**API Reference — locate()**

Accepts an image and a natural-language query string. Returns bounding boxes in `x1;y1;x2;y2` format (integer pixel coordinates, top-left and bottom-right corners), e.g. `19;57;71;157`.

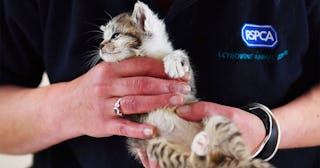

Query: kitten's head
99;1;168;62
99;12;144;62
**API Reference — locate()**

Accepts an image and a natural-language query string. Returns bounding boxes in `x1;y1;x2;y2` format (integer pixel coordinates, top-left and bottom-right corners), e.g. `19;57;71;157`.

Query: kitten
98;1;274;168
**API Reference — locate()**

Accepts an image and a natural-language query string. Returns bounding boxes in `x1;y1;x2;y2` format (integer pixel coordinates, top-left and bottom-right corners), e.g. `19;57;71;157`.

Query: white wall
0;155;32;168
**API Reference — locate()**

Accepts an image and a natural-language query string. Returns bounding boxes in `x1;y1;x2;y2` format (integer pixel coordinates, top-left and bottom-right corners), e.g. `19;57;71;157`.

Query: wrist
241;103;281;161
41;82;82;142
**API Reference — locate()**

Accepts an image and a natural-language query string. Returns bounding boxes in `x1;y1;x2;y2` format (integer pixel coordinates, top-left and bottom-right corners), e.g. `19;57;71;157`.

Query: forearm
273;84;320;149
0;59;182;154
0;83;79;154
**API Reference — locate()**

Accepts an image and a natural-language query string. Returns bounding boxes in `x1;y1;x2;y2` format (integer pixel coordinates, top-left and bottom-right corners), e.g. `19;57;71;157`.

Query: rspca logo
241;23;278;48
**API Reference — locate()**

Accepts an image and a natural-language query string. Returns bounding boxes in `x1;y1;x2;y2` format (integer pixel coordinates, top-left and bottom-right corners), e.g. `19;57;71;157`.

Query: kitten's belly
145;108;202;150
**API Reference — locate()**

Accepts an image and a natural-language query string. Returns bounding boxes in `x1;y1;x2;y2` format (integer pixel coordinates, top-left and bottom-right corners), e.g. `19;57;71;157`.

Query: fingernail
172;83;191;94
176;105;190;114
170;95;183;105
143;128;154;137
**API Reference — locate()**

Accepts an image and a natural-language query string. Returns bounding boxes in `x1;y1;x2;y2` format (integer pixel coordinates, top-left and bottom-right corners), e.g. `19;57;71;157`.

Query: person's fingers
107;118;156;139
136;147;150;168
136;147;160;168
175;102;210;121
109;77;191;96
149;160;160;168
120;94;185;115
147;153;160;168
106;94;185;116
108;57;169;78
176;101;233;121
176;101;267;152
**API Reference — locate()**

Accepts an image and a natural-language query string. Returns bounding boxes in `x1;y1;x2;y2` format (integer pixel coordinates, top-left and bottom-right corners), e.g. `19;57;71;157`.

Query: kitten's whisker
81;50;101;68
104;10;113;20
85;34;103;43
84;30;104;34
94;18;112;23
83;21;102;30
89;45;100;50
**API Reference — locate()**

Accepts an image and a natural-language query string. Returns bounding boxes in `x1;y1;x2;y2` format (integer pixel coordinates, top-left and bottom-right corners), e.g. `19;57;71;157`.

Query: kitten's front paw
163;50;190;78
191;131;210;156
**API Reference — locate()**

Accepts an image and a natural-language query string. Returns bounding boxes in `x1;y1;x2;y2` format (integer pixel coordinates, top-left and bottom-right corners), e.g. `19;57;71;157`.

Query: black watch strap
241;103;281;161
241;104;272;134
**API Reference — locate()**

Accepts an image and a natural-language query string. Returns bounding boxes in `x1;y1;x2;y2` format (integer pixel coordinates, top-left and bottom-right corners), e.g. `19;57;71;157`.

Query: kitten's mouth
99;49;129;62
99;50;121;56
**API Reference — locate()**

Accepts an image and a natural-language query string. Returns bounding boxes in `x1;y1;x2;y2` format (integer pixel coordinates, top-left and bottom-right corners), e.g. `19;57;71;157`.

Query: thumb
176;103;207;121
176;101;227;121
108;118;156;139
136;147;150;168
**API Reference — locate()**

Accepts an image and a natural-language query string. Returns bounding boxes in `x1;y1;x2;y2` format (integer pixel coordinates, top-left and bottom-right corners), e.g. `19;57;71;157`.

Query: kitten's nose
100;40;107;49
100;43;107;54
100;44;104;50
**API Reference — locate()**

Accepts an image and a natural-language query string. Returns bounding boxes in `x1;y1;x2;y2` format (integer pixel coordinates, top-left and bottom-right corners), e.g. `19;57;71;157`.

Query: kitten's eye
111;33;120;40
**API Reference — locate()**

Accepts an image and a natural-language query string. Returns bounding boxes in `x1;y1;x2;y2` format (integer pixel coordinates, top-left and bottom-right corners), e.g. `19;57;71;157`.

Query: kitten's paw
191;131;210;156
163;50;190;78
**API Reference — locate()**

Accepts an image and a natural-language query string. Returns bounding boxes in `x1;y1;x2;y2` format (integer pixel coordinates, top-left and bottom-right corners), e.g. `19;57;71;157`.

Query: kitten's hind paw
163;50;190;79
191;131;210;156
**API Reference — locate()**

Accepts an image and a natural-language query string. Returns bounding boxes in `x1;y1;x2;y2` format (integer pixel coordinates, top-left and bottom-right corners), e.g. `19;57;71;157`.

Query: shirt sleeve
0;0;44;87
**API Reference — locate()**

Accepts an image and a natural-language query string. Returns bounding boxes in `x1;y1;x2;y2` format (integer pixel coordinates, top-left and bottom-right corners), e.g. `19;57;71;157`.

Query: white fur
163;50;190;78
145;108;202;151
133;1;190;78
99;21;137;62
132;1;173;58
99;1;190;79
191;131;210;156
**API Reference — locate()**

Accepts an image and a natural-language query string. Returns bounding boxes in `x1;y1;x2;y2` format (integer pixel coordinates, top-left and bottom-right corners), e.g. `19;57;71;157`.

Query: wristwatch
241;103;281;161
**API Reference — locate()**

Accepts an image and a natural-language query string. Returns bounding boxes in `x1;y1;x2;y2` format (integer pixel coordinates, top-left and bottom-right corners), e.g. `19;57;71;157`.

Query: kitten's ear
100;25;106;31
132;1;156;32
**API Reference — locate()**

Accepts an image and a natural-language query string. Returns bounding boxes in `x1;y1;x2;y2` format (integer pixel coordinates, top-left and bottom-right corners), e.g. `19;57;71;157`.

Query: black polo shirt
1;0;319;167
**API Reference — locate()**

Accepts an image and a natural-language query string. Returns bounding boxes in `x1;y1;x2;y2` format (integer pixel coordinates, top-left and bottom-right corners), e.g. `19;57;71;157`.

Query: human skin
0;57;190;154
176;85;320;150
1;57;319;168
138;79;320;168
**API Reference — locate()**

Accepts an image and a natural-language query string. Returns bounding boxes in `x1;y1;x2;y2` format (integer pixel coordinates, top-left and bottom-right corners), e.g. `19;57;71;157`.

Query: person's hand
136;147;160;168
134;101;265;167
176;101;266;153
65;57;191;139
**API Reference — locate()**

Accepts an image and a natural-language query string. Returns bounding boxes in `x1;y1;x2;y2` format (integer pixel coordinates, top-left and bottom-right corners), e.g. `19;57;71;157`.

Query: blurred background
0;73;50;168
0;155;32;168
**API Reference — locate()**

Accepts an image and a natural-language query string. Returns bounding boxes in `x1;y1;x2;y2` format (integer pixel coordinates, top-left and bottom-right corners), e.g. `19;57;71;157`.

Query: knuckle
116;124;128;136
193;102;213;118
91;62;115;80
131;78;151;93
196;102;208;114
122;96;139;112
89;74;113;97
92;84;107;98
225;107;238;121
94;62;112;74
